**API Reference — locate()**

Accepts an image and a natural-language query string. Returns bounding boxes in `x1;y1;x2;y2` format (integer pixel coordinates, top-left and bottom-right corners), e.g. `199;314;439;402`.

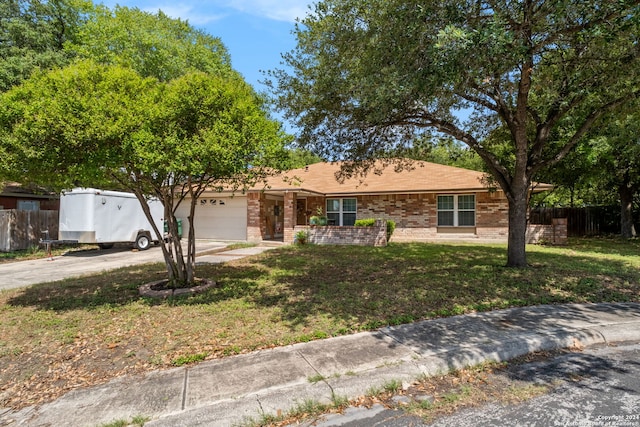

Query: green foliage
0;60;155;188
284;147;324;169
309;216;327;226
270;0;640;266
383;379;403;393
294;230;309;245
535;98;640;237
354;219;376;227
0;0;94;93
403;136;484;172
386;220;396;241
307;373;326;383
0;1;293;282
354;218;396;241
98;415;149;427
69;5;232;81
171;352;207;366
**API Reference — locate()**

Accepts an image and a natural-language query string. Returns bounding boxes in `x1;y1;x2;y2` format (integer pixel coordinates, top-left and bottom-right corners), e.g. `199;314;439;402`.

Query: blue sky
98;1;314;130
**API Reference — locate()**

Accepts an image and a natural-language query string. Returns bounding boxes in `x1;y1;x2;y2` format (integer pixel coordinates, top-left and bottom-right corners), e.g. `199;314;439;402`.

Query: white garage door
176;196;247;240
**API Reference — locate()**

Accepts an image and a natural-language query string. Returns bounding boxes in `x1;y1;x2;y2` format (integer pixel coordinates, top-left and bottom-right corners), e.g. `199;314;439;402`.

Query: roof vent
305;165;309;172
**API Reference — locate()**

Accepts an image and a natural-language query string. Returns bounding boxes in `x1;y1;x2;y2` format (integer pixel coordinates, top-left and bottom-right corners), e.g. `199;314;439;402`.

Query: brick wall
293;220;387;246
249;191;566;245
476;227;509;240
283;192;296;244
246;192;263;242
526;218;568;245
476;191;509;227
389;227;438;242
358;192;513;242
358;193;435;228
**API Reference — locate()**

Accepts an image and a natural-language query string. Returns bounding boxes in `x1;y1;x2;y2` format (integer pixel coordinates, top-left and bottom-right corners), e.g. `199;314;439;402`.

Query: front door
296;199;307;225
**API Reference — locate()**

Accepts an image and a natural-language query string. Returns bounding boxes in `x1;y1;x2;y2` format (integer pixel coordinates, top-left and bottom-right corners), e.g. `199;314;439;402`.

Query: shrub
386;220;396;241
354;218;396;242
294;230;309;244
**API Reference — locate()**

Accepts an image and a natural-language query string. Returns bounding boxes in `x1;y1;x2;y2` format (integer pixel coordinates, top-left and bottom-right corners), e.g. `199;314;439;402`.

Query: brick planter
294;219;387;247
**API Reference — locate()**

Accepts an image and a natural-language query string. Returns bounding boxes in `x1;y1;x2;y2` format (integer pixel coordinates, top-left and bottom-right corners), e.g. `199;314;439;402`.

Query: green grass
239;393;349;427
308;373;327;383
1;237;639;410
171;352;208;366
0;244;97;262
98;415;149;427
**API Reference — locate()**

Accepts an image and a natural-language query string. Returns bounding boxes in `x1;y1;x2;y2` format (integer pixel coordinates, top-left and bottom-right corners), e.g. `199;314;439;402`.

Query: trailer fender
134;231;152;251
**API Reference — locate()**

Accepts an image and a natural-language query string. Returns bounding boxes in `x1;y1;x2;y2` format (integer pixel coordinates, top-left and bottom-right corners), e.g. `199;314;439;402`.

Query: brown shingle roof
1;182;57;197
259;159;512;195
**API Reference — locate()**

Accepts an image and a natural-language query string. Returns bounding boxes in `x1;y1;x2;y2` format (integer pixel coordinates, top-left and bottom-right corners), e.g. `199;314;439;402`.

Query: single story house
0;182;59;211
175;159;555;244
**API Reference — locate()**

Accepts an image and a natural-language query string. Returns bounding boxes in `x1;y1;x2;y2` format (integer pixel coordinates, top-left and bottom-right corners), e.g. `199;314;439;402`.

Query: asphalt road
303;341;640;427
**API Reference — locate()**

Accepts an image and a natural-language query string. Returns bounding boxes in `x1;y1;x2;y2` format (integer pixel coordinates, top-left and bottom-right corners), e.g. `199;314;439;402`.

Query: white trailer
58;188;164;250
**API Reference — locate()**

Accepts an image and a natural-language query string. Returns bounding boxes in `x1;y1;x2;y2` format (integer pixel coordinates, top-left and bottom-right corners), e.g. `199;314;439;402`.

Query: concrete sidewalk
4;302;640;427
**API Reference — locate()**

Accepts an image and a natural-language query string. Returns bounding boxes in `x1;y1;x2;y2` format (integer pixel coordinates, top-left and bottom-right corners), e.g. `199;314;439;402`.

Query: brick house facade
243;160;554;245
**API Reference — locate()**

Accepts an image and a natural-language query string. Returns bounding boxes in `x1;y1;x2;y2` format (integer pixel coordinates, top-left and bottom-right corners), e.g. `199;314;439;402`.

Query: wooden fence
0;210;58;252
529;206;624;237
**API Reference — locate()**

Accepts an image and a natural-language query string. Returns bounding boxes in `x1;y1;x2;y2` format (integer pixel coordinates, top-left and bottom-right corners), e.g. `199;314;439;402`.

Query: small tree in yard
269;0;640;267
0;5;289;287
0;61;288;287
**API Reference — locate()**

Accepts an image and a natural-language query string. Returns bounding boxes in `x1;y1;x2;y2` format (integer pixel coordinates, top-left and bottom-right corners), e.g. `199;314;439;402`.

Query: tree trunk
506;185;530;268
619;184;637;238
186;196;197;284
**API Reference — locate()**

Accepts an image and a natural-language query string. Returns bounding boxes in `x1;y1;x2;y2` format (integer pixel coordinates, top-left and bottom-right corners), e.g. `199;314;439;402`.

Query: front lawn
1;238;638;409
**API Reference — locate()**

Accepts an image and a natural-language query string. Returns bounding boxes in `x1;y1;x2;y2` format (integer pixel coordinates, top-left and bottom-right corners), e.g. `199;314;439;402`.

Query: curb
7;303;640;427
147;319;640;427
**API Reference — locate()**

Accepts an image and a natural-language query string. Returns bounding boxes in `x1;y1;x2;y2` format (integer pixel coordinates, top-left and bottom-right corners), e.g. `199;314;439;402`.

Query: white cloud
224;0;312;22
141;3;226;25
99;0;312;24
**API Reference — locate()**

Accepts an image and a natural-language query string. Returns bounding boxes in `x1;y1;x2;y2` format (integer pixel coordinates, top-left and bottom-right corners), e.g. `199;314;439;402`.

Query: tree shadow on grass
6;262;267;311
234;243;640;333
6;242;639;334
563;236;640;257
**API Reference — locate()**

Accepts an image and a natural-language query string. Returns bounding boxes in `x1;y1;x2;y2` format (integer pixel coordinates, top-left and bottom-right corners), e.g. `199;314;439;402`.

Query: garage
176;196;247;240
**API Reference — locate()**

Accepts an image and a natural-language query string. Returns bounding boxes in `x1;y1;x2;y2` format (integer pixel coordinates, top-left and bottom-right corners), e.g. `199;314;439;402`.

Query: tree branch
455;89;498;113
388;111;514;192
531;91;640;176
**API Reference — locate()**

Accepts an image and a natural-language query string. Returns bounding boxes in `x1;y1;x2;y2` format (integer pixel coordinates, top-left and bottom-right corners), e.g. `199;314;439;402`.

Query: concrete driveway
0;240;229;291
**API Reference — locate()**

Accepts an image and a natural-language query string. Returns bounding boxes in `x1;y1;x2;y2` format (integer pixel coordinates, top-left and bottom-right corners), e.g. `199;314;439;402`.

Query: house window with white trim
437;195;475;227
326;198;357;226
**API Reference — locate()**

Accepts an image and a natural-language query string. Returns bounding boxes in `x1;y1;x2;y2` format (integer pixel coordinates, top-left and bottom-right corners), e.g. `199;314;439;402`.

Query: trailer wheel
135;233;151;250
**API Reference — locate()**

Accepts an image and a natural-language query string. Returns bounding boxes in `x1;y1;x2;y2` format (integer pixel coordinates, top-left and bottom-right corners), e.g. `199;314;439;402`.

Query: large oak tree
270;0;640;267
